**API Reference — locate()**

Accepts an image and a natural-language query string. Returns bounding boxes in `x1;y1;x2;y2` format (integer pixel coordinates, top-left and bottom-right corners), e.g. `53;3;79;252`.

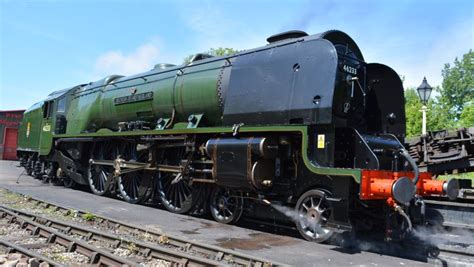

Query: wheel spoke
173;183;179;208
316;196;323;209
177;183;184;207
225;208;233;217
129;176;135;198
302;203;310;211
170;183;176;205
296;190;334;243
210;188;242;224
157;149;193;214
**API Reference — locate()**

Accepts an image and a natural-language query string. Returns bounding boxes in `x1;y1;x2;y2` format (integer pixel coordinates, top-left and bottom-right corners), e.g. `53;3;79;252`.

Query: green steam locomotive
17;30;459;242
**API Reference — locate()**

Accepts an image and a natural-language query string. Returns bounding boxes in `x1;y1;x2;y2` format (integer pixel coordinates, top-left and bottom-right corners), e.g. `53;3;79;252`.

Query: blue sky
0;0;472;110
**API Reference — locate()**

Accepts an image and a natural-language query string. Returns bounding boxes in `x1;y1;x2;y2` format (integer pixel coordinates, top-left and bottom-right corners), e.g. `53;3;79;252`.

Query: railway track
0;207;139;266
417;198;474;265
0;190;277;266
424;199;474;230
437;244;474;266
0;239;62;266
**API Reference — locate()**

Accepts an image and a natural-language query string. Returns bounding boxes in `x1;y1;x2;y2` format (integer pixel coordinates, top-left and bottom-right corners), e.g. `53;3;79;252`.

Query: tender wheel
26;157;34;176
158;172;193;214
295;189;334;242
41;162;52;184
210;187;243;224
117;143;152;204
88;142;117;196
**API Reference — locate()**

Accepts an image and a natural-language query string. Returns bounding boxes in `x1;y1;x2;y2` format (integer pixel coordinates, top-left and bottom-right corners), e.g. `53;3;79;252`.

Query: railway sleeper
3;206;236;266
1;189;282;266
0;207;138;266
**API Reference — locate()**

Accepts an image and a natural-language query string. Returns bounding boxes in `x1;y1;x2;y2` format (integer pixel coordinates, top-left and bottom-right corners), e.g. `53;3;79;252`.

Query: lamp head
417;77;433;105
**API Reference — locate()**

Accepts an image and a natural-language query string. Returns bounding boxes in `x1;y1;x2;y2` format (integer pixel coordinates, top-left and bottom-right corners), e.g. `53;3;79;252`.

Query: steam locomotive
17;30;459;242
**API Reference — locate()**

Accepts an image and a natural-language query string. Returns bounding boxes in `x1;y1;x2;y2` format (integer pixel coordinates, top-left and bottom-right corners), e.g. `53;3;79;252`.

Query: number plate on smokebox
342;64;357;75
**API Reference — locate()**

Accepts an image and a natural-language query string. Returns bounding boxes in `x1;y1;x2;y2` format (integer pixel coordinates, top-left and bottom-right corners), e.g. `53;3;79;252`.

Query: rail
1;190;278;266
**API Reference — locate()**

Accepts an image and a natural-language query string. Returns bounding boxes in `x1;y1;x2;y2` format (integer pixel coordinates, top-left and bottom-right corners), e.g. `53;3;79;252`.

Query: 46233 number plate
342;64;357;75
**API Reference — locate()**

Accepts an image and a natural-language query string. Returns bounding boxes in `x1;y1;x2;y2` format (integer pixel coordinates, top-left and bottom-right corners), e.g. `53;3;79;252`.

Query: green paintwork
18;87;75;156
173;61;224;125
66;81;104;134
67;60;227;134
53;125;362;183
17;102;43;153
18;53;362;183
39;118;53;155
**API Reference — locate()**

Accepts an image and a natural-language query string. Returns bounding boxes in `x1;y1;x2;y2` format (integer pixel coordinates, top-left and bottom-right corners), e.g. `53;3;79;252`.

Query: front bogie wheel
210;187;243;224
62;176;77;189
295;189;334;242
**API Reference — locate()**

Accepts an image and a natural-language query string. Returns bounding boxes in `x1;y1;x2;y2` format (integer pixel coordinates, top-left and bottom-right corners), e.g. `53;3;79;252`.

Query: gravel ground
141;258;172;267
0;189;178;266
0;188;212;263
0;216;91;266
36;244;89;265
0;253;28;267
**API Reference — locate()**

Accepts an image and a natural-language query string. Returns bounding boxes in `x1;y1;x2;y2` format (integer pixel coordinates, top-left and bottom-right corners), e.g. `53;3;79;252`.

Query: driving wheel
295;189;334;242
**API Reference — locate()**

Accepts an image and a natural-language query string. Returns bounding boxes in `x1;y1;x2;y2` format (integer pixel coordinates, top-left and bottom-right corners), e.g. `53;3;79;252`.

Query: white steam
271;204;322;233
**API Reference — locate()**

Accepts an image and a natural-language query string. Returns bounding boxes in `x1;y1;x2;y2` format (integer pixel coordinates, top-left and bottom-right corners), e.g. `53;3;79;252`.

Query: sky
0;0;472;110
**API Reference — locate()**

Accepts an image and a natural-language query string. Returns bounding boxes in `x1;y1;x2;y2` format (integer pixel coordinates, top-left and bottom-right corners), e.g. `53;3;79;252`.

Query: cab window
43;101;53;119
57;97;66;113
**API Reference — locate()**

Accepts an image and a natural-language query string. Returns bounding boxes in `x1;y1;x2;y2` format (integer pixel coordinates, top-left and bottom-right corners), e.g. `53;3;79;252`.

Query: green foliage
183;47;240;64
404;87;452;137
405;50;473;136
404;88;422;137
459;101;474;127
439;171;474;182
440;50;474;121
208;47;240;56
81;212;97;221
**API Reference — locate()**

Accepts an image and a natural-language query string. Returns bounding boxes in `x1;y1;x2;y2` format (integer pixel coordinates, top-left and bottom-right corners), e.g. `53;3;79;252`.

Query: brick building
0;110;24;160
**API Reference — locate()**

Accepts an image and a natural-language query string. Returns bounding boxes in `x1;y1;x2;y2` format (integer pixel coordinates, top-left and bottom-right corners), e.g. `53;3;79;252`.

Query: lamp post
417;77;433;136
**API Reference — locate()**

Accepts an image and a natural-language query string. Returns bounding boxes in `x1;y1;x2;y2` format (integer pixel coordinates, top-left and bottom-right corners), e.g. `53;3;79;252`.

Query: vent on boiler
153;63;176;70
267;30;308;43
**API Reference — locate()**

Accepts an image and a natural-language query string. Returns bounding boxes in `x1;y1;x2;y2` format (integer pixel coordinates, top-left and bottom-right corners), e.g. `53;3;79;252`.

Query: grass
126;242;138;253
438;172;474;180
81;212;97;221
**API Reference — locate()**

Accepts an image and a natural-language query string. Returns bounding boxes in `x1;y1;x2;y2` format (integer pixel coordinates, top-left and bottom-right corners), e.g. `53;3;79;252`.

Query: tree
440;50;474;122
183;47;240;64
208;47;240;56
405;88;422;137
404;87;452;137
405;50;473;136
458;101;474;127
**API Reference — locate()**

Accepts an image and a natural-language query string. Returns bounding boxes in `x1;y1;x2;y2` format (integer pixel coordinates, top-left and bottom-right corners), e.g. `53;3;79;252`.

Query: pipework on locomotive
17;30;459;242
